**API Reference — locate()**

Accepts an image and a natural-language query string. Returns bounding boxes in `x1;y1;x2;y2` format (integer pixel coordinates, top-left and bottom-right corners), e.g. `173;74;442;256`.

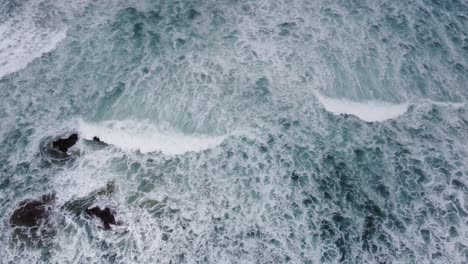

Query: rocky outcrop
52;133;78;153
61;182;119;231
61;182;115;215
85;206;117;230
10;193;56;228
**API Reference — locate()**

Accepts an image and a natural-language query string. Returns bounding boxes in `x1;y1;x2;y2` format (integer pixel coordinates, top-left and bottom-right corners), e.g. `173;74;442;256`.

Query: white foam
315;92;409;122
0;10;67;79
78;120;226;155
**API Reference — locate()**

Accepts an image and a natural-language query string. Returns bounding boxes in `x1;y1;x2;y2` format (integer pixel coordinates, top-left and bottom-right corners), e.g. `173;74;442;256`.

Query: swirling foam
79;120;226;155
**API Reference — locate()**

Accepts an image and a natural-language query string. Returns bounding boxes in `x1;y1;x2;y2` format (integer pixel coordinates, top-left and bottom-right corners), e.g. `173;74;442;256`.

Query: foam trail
315;92;409;122
79;120;226;155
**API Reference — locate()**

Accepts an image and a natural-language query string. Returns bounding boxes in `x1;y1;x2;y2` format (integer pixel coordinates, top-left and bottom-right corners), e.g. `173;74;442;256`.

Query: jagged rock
52;134;78;153
10;194;56;228
85;206;117;230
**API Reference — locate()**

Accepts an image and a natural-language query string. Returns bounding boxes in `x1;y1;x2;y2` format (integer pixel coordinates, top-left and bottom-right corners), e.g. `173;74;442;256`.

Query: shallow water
0;0;467;263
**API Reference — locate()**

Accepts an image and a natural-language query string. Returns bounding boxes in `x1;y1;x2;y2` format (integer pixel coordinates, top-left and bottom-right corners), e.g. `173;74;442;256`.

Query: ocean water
0;0;467;263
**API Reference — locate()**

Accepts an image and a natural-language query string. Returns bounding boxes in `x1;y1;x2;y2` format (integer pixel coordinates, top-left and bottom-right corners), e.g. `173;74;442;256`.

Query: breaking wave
315;92;409;122
79;120;226;155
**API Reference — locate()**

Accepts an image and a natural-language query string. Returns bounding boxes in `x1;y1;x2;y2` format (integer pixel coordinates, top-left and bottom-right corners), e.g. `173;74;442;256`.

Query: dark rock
10;200;48;227
92;136;109;146
62;182;116;216
9;194;57;248
85;206;117;230
52;133;78;153
10;194;56;228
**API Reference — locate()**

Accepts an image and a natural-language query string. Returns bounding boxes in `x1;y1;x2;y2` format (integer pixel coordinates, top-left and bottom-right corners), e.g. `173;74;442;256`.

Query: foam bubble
314;91;409;122
78;119;226;155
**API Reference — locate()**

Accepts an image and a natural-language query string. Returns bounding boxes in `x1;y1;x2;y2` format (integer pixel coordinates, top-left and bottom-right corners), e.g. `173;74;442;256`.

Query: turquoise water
0;0;467;263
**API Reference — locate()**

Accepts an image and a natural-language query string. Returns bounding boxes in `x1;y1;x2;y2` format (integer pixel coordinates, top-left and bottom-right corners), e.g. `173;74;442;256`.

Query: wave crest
315;92;409;122
78;120;226;155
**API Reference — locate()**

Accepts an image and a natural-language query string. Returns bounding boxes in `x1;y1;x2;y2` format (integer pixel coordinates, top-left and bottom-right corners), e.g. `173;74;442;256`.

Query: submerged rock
85;206;117;230
52;133;78;153
10;193;56;228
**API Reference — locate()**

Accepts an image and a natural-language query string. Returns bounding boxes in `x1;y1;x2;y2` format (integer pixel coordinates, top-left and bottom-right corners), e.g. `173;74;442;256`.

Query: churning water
0;0;467;263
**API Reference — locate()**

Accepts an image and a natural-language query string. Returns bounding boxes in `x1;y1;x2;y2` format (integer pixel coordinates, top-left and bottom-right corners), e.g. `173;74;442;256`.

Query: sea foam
315;92;409;122
0;17;67;79
79;120;226;155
